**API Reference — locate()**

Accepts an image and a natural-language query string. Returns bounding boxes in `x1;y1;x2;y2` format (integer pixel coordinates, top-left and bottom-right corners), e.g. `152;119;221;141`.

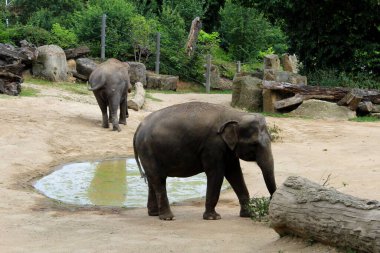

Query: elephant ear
218;121;239;150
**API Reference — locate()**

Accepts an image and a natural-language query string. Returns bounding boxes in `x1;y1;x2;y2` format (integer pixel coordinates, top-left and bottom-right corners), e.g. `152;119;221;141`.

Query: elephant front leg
224;159;251;217
203;169;225;220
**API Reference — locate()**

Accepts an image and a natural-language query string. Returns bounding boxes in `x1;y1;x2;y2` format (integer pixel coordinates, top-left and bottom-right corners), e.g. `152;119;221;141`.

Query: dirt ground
0;82;379;253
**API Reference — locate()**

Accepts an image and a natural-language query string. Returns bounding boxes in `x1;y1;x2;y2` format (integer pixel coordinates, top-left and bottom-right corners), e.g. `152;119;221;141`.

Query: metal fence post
155;32;160;74
101;14;106;60
205;54;211;93
237;61;241;73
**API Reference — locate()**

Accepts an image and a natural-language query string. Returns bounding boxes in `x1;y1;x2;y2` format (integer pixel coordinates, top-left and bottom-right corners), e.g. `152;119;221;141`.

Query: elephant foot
203;211;221;220
239;208;251;218
119;119;127;125
102;123;109;128
159;210;175;221
112;125;121;132
148;210;159;216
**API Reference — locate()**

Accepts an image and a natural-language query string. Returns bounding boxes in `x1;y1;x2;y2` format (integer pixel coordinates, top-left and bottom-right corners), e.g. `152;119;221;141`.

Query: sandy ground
0;82;379;253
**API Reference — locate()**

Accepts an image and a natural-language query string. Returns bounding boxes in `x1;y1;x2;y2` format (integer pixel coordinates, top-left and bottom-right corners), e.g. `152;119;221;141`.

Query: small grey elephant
133;102;277;220
89;58;132;131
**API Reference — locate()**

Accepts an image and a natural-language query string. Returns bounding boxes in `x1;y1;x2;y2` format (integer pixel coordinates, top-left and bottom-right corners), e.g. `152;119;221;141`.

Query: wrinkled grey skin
133;102;277;220
89;58;132;131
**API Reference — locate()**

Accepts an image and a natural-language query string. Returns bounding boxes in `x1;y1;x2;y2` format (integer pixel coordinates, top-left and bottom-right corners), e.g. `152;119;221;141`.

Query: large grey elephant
133;102;277;220
89;58;132;131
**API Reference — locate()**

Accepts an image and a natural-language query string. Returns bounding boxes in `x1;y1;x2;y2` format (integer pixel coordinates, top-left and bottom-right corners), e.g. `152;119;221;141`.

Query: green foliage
50;23;78;49
219;0;288;62
130;15;156;62
20;86;39;97
250;0;380;75
11;0;85;27
167;0;207;29
74;0;138;59
245;197;270;221
198;30;221;53
307;69;380;90
267;123;282;142
0;22;11;42
4;25;53;46
349;116;380;122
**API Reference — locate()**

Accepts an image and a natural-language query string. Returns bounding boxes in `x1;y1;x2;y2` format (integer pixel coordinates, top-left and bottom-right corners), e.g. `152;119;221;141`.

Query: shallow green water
34;158;228;207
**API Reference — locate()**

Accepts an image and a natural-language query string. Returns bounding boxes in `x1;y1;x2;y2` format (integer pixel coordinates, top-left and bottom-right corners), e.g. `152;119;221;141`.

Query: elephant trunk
256;145;277;196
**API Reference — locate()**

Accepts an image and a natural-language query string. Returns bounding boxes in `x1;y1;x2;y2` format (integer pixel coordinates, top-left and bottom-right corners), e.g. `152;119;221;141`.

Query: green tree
10;0;85;28
74;0;138;59
50;23;78;49
249;0;380;74
219;0;288;62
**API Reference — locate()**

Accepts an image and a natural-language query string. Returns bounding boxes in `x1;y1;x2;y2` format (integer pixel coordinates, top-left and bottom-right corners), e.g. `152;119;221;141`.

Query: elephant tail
87;81;104;91
133;123;147;183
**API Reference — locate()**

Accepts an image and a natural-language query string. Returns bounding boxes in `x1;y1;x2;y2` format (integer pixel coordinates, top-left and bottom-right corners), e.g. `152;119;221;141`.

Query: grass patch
245;196;270;221
20;86;39;97
24;77;91;95
268;123;282;142
261;112;291;118
349;116;380;122
145;92;163;102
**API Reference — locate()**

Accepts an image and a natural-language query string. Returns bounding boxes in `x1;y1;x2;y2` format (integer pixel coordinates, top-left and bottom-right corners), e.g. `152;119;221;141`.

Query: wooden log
262;81;380;104
64;46;90;60
337;89;363;110
128;82;145;111
269;176;380;253
275;94;304;110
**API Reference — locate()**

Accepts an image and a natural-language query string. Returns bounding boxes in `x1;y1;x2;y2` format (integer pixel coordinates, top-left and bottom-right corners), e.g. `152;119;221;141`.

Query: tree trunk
185;17;202;57
262;81;380;104
128;82;145;111
269;176;380;253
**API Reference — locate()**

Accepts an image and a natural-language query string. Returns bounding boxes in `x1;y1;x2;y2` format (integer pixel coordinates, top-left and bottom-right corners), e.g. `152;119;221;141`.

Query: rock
275;71;307;85
281;53;299;73
210;64;221;89
146;72;178;91
264;54;280;71
32;45;68;82
371;113;380;119
231;75;262;112
127;62;146;87
262;89;282;113
76;58;98;80
289;99;356;120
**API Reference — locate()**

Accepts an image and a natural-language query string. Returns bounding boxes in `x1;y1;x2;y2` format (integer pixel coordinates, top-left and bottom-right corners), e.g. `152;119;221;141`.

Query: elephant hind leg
146;174;174;220
94;93;109;128
147;182;159;216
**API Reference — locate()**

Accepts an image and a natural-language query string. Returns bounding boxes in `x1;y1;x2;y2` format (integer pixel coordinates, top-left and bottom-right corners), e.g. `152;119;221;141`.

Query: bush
219;0;288;63
50;23;78;49
74;0;138;59
307;69;380;90
4;25;53;46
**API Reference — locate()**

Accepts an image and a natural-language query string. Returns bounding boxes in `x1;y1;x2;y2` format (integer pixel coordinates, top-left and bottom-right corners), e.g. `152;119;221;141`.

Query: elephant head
218;114;277;196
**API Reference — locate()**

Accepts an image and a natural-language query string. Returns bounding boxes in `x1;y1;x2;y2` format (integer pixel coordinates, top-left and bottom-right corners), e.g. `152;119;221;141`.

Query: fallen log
337;89;364;110
128;82;145;111
269;176;380;253
64;46;90;60
262;81;380;104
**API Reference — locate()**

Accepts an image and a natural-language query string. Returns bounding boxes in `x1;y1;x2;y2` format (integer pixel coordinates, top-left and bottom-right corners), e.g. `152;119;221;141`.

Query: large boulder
32;45;68;82
127;62;146;86
76;58;98;79
289;99;356;120
146;72;178;91
231;75;262;112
